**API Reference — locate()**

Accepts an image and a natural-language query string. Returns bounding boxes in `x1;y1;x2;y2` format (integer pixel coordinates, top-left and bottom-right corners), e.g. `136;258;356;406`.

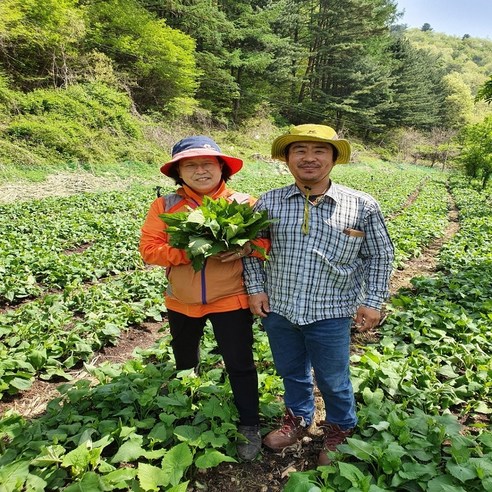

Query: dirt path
390;198;460;294
0;173;139;203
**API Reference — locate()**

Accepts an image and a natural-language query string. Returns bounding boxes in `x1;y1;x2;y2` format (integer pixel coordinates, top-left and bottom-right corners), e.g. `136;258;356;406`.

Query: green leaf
8;376;34;391
397;462;439;480
30;445;65;466
62;444;93;475
427;474;467;492
149;422;173;442
137;462;170;491
201;396;229;420
338;461;371;488
167;483;190;492
194;449;237;469
27;349;47;369
437;365;459;378
0;459;30;490
63;471;105;491
111;438;146;463
284;471;323;492
160;196;273;271
339;437;375;461
174;425;204;445
446;461;477;482
102;468;137;488
475;401;492;414
161;442;193;486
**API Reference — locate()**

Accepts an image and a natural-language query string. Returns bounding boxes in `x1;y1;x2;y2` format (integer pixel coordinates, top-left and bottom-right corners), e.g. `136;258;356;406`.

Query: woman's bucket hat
160;136;243;176
271;124;351;164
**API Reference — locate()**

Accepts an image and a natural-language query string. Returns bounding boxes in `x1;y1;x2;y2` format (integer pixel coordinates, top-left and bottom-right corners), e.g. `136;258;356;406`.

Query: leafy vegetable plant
160;196;273;271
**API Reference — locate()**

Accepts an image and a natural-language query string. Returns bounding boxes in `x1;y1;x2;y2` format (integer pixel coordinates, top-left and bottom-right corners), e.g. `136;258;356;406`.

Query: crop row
0;186;169;303
0;269;167;399
0;163;432;306
0;165;450;399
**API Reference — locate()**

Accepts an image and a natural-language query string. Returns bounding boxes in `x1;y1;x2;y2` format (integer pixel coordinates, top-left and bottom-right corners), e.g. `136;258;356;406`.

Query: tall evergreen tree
144;0;292;122
269;0;398;133
383;35;447;130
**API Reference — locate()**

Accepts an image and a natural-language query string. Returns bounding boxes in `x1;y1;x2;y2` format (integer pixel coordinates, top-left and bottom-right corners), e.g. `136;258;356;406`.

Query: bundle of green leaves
159;196;273;271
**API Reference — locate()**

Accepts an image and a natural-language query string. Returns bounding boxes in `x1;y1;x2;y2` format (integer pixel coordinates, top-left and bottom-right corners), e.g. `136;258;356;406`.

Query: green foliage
458;115;492;188
476;75;492;104
383;35;447;130
278;0;399;131
160;196;273;271
0;0;491;170
0;0;86;90
0;82;168;171
441;72;475;128
85;0;199;113
2;163;492;490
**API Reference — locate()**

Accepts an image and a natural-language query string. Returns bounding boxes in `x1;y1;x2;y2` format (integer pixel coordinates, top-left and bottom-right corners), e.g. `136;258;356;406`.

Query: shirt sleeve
139;197;191;267
360;202;395;310
242;197;270;293
245;195;271;259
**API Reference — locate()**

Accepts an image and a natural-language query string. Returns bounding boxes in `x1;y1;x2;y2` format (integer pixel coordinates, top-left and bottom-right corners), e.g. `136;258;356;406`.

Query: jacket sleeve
139;197;191;267
250;238;270;259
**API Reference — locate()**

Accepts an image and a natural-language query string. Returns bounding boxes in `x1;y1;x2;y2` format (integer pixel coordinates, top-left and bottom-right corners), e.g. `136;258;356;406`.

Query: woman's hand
217;241;252;262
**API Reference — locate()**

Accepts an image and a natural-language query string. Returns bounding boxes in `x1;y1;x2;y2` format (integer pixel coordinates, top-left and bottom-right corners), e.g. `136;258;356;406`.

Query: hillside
1;0;491;187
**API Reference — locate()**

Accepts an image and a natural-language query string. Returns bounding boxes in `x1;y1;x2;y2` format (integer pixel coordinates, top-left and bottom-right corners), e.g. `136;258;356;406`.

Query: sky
395;0;492;39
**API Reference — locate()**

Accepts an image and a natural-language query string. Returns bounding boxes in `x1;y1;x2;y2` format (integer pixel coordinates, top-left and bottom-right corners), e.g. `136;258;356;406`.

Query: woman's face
178;156;223;195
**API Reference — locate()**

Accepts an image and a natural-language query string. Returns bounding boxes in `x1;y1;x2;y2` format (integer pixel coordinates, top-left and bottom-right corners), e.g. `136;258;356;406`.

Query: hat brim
160;148;243;176
271;135;351;164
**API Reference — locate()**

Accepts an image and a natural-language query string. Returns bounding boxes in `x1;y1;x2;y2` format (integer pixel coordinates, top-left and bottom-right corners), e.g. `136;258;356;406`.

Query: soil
0;174;460;491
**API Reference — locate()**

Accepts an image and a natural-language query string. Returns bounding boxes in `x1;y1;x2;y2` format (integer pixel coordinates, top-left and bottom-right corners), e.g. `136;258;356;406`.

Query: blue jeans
263;312;357;430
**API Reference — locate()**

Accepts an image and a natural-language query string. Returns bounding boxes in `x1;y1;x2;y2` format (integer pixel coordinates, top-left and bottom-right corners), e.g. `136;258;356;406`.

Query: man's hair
167;157;232;185
285;142;339;162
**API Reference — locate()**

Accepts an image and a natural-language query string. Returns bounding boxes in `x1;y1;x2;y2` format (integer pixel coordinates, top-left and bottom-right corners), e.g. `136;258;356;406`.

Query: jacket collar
177;181;228;205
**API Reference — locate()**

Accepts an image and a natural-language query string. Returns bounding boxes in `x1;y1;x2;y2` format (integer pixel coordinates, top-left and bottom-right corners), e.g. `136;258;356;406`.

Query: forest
0;0;491;185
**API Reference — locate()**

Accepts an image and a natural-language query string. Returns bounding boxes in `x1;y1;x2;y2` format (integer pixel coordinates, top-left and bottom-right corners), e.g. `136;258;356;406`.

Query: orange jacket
139;182;269;317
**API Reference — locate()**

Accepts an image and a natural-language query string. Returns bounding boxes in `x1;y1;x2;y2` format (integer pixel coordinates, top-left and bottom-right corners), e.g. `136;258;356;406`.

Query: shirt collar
285;181;340;203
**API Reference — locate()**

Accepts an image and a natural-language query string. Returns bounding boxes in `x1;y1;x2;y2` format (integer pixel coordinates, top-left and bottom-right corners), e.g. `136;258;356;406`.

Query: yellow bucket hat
271;124;351;164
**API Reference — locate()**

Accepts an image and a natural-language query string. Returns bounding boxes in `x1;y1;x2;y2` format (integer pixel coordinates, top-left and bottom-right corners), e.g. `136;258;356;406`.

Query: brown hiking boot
263;408;307;451
318;422;354;465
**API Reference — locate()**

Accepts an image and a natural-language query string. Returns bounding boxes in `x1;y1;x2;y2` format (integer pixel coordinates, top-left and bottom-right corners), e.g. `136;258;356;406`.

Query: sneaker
263;408;307;451
237;425;261;461
318;422;354;465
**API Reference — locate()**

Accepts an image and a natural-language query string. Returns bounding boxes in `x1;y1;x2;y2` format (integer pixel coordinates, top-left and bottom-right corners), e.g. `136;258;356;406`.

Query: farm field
0;160;491;491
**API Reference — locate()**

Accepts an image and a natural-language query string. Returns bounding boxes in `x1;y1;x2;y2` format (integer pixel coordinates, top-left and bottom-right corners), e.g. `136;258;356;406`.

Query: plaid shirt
243;182;394;325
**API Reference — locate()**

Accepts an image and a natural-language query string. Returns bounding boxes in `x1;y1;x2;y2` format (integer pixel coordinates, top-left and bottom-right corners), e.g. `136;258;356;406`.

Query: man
243;124;394;465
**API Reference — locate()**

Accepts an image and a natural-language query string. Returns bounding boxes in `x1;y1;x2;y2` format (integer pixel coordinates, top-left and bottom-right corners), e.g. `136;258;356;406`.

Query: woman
139;136;266;461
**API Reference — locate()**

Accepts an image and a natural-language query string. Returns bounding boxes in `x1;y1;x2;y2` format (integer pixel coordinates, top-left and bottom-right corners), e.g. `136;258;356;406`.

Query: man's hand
248;292;270;318
354;306;381;332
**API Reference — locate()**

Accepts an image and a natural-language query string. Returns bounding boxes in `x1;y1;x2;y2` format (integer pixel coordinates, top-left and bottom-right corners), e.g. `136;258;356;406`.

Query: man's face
286;141;336;186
